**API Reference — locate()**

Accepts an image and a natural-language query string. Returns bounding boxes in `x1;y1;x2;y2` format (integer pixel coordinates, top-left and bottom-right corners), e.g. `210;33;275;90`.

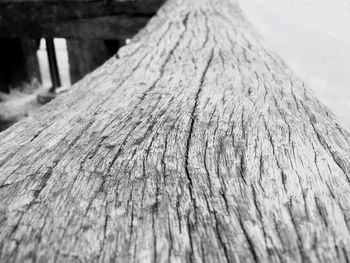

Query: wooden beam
0;0;350;262
0;0;165;39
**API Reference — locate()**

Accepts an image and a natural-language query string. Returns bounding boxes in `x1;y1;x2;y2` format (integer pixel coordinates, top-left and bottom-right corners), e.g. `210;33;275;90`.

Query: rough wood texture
1;0;350;262
0;0;165;39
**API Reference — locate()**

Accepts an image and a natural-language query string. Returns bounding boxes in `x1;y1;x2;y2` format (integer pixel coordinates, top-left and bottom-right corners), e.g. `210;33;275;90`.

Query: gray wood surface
0;0;350;262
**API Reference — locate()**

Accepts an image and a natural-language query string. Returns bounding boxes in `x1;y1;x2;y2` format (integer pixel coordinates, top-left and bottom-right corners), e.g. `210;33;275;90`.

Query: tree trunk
1;0;350;262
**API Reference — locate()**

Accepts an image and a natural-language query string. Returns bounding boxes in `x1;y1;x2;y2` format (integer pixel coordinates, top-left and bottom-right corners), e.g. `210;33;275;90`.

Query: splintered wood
0;0;350;262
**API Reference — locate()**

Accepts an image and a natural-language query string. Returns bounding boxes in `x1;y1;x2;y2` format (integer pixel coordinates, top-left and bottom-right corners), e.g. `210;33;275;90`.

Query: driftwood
1;0;350;262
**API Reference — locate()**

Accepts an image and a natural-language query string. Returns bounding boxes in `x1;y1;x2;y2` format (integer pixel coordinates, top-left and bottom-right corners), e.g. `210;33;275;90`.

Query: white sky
240;0;350;131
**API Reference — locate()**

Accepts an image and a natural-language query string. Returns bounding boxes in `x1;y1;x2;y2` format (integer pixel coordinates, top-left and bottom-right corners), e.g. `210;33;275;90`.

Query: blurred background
240;0;350;131
0;0;349;132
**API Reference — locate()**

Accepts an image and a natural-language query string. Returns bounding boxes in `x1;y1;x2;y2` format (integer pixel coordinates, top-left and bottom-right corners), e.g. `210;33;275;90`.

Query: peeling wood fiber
1;0;350;262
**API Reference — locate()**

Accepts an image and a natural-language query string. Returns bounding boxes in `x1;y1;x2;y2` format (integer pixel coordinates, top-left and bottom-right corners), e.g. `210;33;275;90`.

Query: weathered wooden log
0;0;165;39
1;0;350;262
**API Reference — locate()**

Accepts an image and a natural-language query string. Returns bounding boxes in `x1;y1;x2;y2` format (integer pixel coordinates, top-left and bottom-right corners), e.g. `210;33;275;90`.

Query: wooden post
0;39;13;93
20;38;42;85
0;38;40;93
46;38;61;90
0;0;350;262
0;0;164;39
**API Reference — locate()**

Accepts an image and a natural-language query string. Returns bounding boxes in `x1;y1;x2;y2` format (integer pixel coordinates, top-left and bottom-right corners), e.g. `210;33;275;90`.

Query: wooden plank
0;16;152;39
0;0;350;262
0;0;164;14
0;0;165;39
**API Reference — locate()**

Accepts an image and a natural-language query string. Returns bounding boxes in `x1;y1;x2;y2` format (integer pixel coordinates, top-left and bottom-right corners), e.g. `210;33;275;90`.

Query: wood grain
0;0;350;262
